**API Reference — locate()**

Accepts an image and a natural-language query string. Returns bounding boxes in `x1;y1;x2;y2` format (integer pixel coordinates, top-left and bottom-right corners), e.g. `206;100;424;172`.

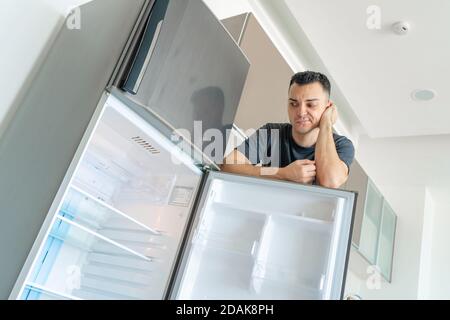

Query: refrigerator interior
175;175;352;300
18;94;203;300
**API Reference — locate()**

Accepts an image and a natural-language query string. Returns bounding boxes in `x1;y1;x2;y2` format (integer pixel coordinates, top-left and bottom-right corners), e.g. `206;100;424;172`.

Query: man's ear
326;100;333;108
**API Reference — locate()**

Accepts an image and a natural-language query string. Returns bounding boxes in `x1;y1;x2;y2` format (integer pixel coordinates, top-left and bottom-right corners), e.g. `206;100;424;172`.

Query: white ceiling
42;0;92;14
283;0;450;139
203;0;252;19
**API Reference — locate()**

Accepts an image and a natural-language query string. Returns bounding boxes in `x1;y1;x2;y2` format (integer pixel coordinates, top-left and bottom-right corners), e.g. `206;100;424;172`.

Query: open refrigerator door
171;172;356;300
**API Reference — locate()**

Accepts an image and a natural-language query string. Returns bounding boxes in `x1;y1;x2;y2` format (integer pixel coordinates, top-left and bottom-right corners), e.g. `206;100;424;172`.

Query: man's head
287;71;332;135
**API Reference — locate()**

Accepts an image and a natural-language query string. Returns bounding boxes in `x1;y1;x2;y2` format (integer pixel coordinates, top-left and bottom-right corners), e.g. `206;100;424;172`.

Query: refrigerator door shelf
249;214;332;299
190;198;334;259
249;276;322;300
172;172;356;300
208;179;340;222
191;203;267;256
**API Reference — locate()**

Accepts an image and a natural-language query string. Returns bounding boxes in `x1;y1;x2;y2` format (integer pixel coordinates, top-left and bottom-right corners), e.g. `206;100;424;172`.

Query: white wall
346;185;425;299
344;133;433;299
0;0;92;137
417;189;435;299
428;202;450;299
42;0;92;14
351;134;450;299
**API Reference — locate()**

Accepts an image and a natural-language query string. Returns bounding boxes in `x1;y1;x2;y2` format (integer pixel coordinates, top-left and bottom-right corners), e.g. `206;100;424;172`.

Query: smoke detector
392;21;410;35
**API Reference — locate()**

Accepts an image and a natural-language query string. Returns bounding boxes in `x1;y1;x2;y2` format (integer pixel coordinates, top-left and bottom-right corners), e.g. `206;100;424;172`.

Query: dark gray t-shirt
236;123;355;170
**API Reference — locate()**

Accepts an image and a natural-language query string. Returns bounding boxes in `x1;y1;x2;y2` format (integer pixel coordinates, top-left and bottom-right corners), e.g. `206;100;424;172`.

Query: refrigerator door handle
121;0;171;95
133;19;164;93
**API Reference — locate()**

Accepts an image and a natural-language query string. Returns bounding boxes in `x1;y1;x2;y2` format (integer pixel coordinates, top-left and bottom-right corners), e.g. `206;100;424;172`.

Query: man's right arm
220;149;276;178
220;149;316;184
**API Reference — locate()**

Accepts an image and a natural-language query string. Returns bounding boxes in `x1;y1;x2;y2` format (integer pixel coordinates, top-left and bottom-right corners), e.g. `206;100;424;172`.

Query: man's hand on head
320;102;338;129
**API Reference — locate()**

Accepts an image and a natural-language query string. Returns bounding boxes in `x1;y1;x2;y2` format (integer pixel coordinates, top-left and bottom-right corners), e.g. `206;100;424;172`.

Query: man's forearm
220;163;286;180
315;123;348;188
221;150;286;180
220;163;261;177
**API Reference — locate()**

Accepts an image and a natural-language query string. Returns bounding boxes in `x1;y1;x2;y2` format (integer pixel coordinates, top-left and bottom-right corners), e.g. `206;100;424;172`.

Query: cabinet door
343;160;369;247
358;180;384;264
376;201;397;281
221;13;294;131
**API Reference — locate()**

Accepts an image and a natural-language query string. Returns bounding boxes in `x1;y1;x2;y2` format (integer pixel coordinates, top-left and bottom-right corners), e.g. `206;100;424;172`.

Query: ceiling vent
411;89;436;102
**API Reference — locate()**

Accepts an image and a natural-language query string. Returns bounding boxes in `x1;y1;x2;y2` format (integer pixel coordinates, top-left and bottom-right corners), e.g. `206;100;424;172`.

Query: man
221;71;355;189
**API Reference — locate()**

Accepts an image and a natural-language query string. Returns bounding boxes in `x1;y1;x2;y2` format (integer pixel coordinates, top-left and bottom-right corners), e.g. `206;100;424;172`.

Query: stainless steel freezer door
121;0;250;159
170;171;357;300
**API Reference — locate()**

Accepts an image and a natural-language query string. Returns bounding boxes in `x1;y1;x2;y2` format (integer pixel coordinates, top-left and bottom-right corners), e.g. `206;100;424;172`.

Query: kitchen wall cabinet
221;13;293;133
344;161;397;282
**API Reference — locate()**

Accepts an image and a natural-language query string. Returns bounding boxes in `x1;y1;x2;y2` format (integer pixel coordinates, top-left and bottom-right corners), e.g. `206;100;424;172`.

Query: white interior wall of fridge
19;94;203;300
176;176;349;300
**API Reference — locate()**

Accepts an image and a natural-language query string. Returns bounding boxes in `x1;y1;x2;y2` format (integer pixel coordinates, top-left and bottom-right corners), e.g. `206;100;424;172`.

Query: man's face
288;82;331;135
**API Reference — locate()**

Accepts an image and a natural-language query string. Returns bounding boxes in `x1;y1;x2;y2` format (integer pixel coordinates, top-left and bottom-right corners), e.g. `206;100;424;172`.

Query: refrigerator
1;0;357;300
0;0;248;299
9;91;356;300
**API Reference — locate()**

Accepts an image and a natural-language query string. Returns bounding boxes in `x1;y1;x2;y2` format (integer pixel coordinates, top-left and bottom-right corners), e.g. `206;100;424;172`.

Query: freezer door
170;171;357;300
119;0;250;161
10;93;204;300
0;0;149;299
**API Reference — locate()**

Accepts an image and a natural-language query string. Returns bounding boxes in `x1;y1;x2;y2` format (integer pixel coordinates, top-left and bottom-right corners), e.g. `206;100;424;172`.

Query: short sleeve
335;136;355;172
236;124;271;165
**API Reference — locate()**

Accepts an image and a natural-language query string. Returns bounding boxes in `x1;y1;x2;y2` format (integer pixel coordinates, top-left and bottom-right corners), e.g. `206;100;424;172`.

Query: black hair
289;71;331;97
